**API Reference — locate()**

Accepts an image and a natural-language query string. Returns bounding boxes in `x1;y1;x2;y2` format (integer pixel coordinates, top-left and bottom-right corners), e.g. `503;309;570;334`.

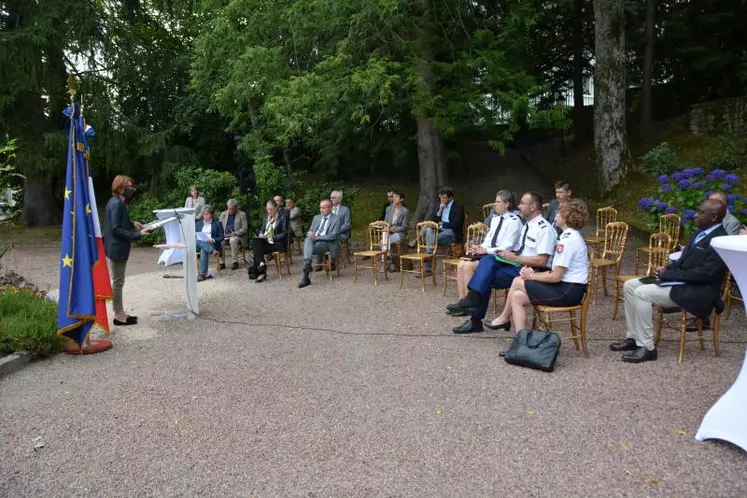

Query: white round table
695;235;747;451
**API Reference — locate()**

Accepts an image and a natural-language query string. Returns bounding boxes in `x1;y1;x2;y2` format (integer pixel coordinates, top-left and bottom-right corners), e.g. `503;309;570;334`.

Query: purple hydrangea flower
728;194;739;202
661;184;672;193
705;173;718;181
723;183;733;191
690;167;704;176
684;209;696;220
741;208;747;216
657;202;668;212
704;190;714;199
726;173;739;183
658;174;669;183
672;172;685;181
712;169;727;178
692;181;705;189
677;179;692;189
665;206;678;215
639;197;654;210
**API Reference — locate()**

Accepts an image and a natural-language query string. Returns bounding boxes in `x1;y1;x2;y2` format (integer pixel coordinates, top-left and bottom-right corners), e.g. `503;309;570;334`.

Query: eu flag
57;100;98;348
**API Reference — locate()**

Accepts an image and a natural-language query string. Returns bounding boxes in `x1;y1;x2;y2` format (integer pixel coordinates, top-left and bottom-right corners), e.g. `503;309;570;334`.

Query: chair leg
544;311;552;331
579;309;589;358
591;266;598;304
569;310;580;351
601;267;608;297
531;308;538;329
372;255;378;286
696;320;705;350
725;292;733;320
420;261;425;293
274;254;282;279
383;252;389;281
492;290;497;314
286;255;292;275
713;314;721;357
678;311;687;364
399;259;404;289
442;262;447;296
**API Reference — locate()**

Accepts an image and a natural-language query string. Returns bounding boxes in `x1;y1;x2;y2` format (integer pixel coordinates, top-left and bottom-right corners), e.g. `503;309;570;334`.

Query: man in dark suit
545;180;572;233
422;186;464;272
610;199;728;363
298;199;342;288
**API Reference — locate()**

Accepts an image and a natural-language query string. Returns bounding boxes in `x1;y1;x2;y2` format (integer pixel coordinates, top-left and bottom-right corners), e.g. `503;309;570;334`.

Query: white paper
668;250;682;261
195;232;210;242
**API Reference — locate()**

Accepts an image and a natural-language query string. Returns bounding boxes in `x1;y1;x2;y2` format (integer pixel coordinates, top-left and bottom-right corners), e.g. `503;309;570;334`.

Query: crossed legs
491;277;531;331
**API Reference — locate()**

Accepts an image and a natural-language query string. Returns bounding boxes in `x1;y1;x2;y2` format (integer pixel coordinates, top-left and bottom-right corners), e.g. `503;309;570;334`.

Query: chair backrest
414;221;439;254
601;221;629;263
595;206;618;237
366;221;390;251
646;231;671;276
482;203;494;221
465;222;489;253
658;213;681;250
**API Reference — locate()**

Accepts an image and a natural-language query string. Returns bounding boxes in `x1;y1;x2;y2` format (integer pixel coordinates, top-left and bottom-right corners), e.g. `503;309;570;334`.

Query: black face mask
123;188;135;200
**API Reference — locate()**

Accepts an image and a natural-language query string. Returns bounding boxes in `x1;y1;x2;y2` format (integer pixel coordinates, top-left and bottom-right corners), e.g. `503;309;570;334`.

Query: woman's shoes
482;319;510;331
255;273;267;283
113;315;138;326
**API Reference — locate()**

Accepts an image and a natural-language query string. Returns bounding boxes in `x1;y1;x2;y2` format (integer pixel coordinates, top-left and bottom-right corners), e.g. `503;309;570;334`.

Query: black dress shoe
256;273;267;283
609;338;638;352
219;263;226;270
446;310;468;317
482;319;510;331
126;314;138;322
621;347;658;363
231;263;239;270
298;277;311;288
113;318;135;326
452;319;484;334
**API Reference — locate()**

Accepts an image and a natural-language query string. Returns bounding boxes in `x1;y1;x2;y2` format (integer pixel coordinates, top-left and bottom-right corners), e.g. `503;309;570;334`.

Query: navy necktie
517;224;529;255
490;216;504;247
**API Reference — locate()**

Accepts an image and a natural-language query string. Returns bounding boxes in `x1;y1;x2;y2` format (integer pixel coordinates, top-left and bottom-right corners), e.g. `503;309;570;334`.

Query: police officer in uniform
452;190;524;304
448;191;557;333
487;199;590;333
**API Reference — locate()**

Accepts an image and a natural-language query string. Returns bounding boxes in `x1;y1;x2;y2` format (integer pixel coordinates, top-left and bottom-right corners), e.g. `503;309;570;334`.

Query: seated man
447;192;556;333
195;205;225;281
298;199;342;289
330;190;352;244
610;199;728;363
219;199;249;270
285;197;303;240
379;189;395;221
545;180;572;234
422;186;464;271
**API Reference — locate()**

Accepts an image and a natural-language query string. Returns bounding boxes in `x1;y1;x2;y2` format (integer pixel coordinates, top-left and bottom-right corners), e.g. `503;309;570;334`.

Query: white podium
150;208;199;317
695;235;747;451
155;207;196;266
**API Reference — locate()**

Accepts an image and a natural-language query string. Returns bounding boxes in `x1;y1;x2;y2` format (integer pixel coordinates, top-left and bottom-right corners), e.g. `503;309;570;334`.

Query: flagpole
61;75;113;355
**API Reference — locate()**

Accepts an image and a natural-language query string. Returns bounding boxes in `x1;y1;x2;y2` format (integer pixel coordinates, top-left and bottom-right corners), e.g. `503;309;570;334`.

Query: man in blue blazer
195;205;224;281
610;199;728;363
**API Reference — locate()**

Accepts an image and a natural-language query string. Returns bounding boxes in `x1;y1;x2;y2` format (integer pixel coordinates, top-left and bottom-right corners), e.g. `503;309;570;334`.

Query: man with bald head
298;199;342;288
610;199;728;363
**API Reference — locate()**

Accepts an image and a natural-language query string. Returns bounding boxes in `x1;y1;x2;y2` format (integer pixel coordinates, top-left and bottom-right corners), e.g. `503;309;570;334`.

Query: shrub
127;192;167;245
172;166;238;209
638;142;690;176
638;168;745;236
297;182;359;228
706;135;747;171
0;288;63;357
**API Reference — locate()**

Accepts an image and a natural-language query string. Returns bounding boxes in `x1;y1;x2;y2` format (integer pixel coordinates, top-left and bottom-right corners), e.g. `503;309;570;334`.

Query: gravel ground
1;244;746;497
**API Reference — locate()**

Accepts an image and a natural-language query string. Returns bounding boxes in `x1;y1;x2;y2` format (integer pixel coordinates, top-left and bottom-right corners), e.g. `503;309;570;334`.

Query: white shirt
482;213;523;254
332;205;339;216
201;221;212;235
316;216;330;236
552;228;589;284
520;215;557;259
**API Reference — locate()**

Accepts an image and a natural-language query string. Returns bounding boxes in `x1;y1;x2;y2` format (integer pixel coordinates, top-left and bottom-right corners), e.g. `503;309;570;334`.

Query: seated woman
452;190;522;306
486;198;589;331
185;185;205;221
250;199;287;283
384;190;408;271
195;205;224;281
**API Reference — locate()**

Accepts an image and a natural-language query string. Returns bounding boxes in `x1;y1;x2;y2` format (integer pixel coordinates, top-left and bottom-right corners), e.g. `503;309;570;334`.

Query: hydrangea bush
638;168;746;236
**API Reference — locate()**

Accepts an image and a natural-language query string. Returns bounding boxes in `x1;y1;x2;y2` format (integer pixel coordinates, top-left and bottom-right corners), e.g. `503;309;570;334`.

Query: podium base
151;308;197;321
64;339;113;355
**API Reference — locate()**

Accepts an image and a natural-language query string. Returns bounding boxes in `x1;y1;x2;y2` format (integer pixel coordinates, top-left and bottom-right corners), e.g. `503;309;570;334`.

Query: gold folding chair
400;221;439;292
447;212;468;258
589;221;629;303
612;232;670;319
270;249;292;279
532;277;593;357
353;221;389;285
655;271;731;363
584;206;617;259
338;240;352;269
442;223;488;296
635;213;680;274
482;202;494;221
725;282;743;319
311;251;339;281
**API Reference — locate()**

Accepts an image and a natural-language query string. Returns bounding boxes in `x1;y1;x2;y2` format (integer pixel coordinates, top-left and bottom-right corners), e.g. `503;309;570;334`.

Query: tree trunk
572;0;586;140
593;0;632;192
23;174;60;226
640;0;656;136
413;116;447;227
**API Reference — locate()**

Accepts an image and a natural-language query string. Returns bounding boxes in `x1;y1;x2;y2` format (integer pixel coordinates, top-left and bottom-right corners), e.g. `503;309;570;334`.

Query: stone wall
689;96;747;135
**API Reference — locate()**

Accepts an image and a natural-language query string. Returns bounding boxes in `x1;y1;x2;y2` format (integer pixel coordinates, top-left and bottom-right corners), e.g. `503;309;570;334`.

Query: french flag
88;176;113;331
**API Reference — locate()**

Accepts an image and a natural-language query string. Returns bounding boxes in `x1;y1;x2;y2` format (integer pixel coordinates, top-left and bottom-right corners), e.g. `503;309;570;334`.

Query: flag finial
67;75;77;97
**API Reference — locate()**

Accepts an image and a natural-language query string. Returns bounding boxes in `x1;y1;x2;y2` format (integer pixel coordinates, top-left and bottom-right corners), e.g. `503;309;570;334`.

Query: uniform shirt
519;215;557;260
482;212;523;254
552;228;589;284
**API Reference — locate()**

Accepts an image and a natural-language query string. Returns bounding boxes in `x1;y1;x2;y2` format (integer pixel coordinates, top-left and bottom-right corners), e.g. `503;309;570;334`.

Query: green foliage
638;143;690;176
127;193;167;245
0;288;63;357
172;166;238;209
706;135;747;172
297;182;359;228
0;138;24;219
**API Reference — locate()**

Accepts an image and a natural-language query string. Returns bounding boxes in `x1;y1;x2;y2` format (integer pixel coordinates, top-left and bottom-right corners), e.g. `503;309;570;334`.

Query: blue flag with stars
57;100;98;348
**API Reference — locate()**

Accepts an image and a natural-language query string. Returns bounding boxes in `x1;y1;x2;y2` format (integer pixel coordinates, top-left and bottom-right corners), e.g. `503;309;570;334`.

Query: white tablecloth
155;208;196;266
695;235;747;451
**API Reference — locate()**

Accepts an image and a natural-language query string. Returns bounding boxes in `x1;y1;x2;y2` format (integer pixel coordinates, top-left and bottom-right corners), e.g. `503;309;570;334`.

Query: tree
593;0;632;192
640;0;656;135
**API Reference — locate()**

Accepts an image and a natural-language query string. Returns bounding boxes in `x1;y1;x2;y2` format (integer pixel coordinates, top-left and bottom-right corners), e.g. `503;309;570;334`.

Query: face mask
123;187;135;200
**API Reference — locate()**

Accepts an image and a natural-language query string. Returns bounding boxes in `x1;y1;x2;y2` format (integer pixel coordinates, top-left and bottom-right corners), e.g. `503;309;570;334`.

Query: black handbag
504;329;561;372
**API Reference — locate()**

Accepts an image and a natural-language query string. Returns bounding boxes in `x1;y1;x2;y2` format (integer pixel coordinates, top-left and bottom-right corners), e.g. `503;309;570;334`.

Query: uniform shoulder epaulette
537;220;548;228
507;214;519;220
560;232;571;239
